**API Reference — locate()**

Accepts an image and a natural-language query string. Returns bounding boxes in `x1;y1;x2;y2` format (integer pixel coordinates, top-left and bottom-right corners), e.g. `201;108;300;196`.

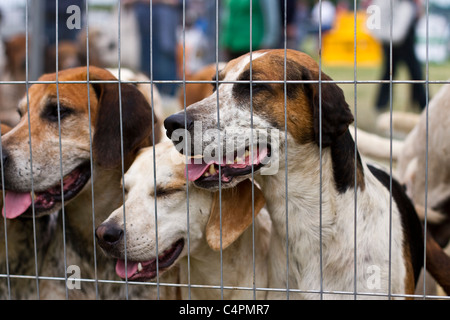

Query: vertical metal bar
25;0;40;299
0;112;9;299
352;0;358;300
216;0;223;301
318;0;324;300
85;0;100;300
282;0;289;300
149;0;161;300
116;0;129;299
249;0;256;301
54;0;71;300
181;0;191;300
422;0;430;299
388;0;394;300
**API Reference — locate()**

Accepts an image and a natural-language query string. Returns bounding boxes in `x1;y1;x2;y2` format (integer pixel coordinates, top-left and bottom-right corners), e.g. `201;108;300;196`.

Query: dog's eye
154;187;183;198
251;82;272;94
42;103;74;122
233;81;273;99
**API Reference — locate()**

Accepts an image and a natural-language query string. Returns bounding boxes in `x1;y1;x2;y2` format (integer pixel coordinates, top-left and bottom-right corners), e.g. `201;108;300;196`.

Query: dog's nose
96;222;123;246
164;113;194;140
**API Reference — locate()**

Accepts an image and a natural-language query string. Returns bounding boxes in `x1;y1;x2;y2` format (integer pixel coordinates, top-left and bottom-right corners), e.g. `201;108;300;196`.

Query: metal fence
0;0;449;300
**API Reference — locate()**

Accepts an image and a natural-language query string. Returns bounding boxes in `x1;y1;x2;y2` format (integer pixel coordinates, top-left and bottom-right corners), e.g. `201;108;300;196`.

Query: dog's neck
256;136;338;240
257;129;365;229
177;214;270;300
255;130;372;298
64;166;124;262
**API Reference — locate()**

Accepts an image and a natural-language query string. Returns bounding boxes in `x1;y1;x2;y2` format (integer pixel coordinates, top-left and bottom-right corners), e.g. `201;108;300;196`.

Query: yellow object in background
322;11;382;67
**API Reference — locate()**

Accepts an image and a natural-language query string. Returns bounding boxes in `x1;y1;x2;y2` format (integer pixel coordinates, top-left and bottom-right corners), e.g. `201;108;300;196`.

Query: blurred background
0;0;448;134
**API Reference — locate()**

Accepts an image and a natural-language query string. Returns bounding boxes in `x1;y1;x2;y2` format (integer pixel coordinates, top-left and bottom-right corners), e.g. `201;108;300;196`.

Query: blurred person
371;0;427;111
311;0;336;34
221;0;280;61
185;0;217;66
126;0;182;96
45;0;85;45
309;0;336;54
44;0;86;73
294;0;311;51
279;0;298;49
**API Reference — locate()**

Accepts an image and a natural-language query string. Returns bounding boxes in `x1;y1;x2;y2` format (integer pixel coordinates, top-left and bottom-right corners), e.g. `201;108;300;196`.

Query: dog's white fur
166;49;420;299
100;141;272;299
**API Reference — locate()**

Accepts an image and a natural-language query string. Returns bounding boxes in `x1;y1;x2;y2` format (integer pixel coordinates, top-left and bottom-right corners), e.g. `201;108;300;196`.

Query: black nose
164;113;194;140
96;222;123;247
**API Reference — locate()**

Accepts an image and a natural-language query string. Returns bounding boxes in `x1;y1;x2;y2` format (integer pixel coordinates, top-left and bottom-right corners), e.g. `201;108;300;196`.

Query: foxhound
0;66;159;299
164;49;450;299
96;141;272;299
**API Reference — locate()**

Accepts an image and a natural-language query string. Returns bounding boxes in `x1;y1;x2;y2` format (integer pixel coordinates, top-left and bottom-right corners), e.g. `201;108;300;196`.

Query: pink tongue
2;192;32;219
186;162;212;181
185;148;269;182
115;260;139;279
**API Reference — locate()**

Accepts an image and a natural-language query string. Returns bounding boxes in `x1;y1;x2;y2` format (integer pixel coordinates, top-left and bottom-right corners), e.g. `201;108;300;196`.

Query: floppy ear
206;179;266;251
92;80;155;168
303;68;354;147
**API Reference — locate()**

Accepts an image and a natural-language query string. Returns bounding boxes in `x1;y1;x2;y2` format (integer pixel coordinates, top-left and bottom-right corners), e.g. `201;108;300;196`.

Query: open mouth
2;162;91;219
186;146;270;188
115;239;184;281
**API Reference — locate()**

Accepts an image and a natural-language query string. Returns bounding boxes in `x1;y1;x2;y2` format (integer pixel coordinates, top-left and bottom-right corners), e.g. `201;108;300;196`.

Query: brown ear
302;67;354;147
91;74;155;168
206;179;266;251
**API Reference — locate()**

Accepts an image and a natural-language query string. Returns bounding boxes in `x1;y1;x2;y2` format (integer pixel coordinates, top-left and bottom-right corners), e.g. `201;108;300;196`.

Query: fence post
29;0;45;81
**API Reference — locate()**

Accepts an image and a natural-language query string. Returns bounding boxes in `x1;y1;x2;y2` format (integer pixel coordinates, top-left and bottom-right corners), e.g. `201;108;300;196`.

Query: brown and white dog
163;49;450;299
176;63;227;110
0;66;159;299
96;141;271;299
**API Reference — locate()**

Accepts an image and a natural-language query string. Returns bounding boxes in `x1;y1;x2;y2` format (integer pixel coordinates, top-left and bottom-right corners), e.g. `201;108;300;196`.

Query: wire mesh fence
0;0;448;301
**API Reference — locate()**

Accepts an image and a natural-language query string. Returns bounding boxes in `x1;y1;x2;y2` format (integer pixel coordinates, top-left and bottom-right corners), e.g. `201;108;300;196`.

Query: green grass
325;63;449;133
300;37;449;134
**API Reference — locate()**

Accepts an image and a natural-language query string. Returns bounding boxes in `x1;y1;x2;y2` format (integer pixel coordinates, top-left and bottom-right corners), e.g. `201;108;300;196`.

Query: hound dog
0;66;159;299
397;83;450;247
95;141;272;299
176;63;227;110
396;83;450;295
163;49;450;299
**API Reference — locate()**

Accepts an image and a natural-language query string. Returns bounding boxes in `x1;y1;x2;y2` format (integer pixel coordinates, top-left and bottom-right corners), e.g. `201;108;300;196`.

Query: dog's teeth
235;156;242;163
209;165;216;175
244;150;250;158
137;263;143;273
